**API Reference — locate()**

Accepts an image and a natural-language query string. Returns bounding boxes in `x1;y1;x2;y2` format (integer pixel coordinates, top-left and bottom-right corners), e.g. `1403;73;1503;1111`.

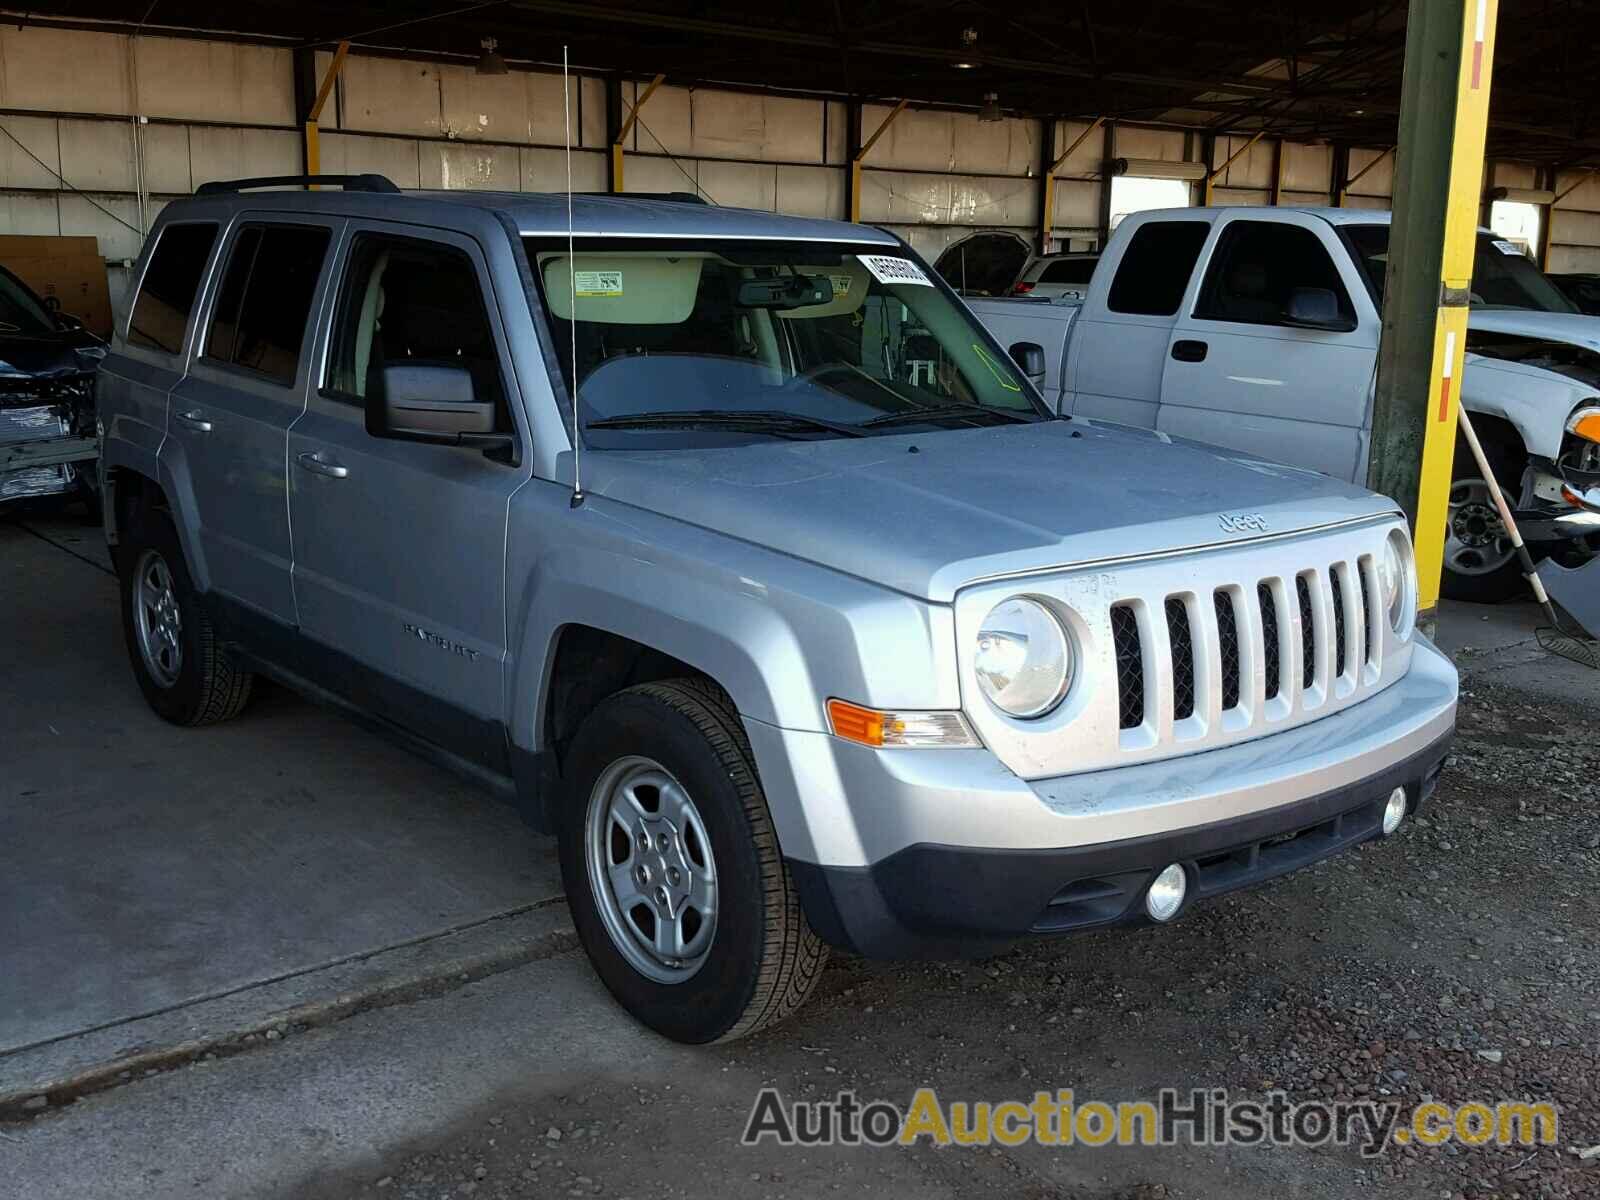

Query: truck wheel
558;678;827;1043
1441;434;1528;603
117;503;253;725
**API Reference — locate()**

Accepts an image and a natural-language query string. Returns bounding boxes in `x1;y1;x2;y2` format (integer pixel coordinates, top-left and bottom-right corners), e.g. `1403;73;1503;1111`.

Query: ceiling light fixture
476;36;509;76
952;26;980;69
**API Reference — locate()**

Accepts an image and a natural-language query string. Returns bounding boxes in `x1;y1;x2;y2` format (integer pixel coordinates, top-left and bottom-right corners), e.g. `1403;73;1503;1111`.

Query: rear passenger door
287;225;526;774
1066;218;1211;427
1159;213;1379;481
165;217;336;625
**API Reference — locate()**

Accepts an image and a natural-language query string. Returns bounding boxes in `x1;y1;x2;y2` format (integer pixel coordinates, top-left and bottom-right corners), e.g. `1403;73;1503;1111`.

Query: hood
0;326;104;389
582;420;1398;602
1469;309;1600;352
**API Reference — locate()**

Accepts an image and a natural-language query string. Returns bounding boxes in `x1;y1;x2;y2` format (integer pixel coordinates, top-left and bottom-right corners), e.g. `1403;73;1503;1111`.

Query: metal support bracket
849;98;907;223
611;73;666;193
304;40;350;186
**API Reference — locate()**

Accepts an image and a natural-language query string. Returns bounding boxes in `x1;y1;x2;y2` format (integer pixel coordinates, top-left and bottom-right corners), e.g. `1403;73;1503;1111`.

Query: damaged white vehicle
971;208;1600;601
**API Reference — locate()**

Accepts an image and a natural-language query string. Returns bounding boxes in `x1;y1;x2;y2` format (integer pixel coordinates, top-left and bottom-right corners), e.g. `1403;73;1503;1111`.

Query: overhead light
978;92;1003;122
1106;156;1207;181
1488;186;1556;205
475;37;509;76
952;26;980;69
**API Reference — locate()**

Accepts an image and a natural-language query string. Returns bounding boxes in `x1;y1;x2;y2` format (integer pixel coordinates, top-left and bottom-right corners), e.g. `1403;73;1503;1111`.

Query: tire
558;678;827;1044
117;501;253;725
1440;431;1529;604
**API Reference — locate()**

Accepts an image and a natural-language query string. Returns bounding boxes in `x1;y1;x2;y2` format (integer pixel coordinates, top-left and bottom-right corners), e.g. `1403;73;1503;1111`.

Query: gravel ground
294;673;1600;1200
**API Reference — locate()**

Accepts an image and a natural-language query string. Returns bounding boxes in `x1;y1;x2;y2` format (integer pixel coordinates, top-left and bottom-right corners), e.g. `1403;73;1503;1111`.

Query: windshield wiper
861;403;1039;430
587;409;869;438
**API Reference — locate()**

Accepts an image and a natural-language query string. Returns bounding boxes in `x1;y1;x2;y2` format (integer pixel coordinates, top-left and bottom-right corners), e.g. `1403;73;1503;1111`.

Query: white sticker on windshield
573;269;623;297
1492;239;1524;256
858;254;933;287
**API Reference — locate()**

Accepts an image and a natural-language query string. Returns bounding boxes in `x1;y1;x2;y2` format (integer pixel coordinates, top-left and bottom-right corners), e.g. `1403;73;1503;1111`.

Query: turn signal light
1566;406;1600;443
825;699;979;749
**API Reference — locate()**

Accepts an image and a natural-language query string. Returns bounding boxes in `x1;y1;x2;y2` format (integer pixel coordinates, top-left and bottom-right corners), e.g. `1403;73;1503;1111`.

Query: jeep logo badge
1218;512;1269;534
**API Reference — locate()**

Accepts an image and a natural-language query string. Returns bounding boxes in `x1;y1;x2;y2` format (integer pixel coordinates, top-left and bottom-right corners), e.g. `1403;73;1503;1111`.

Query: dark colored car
1547;273;1600;316
0;263;104;512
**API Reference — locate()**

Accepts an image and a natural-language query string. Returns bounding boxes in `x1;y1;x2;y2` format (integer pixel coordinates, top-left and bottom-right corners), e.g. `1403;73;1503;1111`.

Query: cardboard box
0;235;113;339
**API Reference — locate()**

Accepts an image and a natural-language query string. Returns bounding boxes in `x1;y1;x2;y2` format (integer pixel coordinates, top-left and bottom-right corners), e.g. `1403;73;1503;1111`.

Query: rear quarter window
1106;221;1210;316
127;223;219;354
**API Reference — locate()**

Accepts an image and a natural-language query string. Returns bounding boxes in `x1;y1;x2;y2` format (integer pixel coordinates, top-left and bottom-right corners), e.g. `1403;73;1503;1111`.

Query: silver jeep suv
97;175;1458;1043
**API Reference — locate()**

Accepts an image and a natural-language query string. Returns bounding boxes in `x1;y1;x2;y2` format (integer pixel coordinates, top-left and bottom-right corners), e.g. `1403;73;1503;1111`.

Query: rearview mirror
737;274;833;309
1282;287;1355;332
373;363;511;452
1009;341;1047;383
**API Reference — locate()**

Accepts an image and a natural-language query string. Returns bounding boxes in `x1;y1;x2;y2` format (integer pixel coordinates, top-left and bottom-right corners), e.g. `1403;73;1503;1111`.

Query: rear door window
204;223;331;385
1194;220;1354;327
1106;221;1209;315
127;222;218;354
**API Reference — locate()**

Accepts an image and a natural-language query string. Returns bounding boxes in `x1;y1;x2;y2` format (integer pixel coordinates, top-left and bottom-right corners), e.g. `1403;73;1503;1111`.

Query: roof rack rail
195;174;401;196
583;191;709;205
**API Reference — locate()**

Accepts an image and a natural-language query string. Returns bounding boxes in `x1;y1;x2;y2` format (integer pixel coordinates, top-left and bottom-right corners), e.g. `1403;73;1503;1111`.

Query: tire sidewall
558;688;770;1044
118;507;210;723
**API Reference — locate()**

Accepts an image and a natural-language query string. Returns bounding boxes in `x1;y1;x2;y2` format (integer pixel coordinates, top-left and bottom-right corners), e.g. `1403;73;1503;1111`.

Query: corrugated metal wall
4;22;1594;307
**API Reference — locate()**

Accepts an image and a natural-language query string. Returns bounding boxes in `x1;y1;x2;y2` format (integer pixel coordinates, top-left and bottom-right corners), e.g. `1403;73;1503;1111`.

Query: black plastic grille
1166;597;1196;721
1296;574;1315;690
1110;603;1145;729
1329;567;1347;678
1214;589;1241;711
1358;564;1376;667
1257;582;1281;701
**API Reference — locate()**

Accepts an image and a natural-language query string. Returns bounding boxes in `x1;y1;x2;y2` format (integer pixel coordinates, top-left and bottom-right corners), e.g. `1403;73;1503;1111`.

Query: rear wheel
117;502;253;725
558;679;827;1043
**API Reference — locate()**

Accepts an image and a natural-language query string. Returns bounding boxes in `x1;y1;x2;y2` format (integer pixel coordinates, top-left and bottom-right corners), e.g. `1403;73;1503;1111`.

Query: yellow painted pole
1336;145;1395;207
1412;0;1500;613
850;99;908;223
305;40;350;188
1040;117;1104;250
1203;129;1264;205
611;73;665;194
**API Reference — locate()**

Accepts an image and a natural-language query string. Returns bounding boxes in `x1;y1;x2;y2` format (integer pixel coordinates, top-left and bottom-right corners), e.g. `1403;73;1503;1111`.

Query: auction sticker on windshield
574;270;624;297
860;255;933;287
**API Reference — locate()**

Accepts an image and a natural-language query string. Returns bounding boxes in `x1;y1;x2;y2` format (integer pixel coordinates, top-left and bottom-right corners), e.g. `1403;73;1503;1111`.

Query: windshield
1344;225;1577;314
525;238;1045;447
0;268;56;335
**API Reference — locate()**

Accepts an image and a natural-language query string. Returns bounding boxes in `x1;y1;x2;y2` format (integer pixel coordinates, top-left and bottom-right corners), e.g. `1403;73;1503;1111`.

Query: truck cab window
1195;221;1354;328
1106;222;1209;315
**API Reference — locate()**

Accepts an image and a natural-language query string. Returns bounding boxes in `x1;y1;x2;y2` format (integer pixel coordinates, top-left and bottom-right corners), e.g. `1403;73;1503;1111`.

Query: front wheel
558;679;827;1043
1440;452;1528;603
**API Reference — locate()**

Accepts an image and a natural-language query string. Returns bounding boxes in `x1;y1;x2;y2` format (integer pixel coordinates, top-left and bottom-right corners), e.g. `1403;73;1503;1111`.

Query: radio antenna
563;44;584;508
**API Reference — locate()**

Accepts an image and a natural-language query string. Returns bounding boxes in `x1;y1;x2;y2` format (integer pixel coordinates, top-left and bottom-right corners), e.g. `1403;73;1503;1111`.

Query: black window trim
195;214;338;391
124;219;222;358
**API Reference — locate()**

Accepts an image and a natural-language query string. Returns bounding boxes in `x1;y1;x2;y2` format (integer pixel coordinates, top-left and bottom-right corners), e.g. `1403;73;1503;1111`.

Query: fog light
1381;787;1408;836
1144;863;1187;922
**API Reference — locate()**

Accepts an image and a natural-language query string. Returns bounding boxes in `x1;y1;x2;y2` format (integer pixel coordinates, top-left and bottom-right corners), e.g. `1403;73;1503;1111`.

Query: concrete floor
0;515;561;1083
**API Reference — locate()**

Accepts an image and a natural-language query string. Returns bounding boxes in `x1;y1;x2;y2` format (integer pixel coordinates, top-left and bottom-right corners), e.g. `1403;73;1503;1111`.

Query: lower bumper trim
790;728;1452;960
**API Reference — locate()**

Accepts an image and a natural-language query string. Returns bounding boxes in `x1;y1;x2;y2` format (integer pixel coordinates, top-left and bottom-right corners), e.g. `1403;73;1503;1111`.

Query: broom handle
1455;405;1560;620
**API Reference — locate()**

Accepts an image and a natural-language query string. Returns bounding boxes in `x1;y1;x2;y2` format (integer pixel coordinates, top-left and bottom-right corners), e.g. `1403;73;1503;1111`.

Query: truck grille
1165;597;1196;721
1214;589;1241;712
1256;582;1281;701
1110;603;1144;730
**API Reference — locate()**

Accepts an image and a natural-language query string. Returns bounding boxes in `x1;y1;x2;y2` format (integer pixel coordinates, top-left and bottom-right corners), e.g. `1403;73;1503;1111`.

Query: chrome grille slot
1329;566;1348;679
1165;596;1197;721
1257;581;1282;702
1110;603;1145;730
1214;589;1241;712
1296;573;1315;691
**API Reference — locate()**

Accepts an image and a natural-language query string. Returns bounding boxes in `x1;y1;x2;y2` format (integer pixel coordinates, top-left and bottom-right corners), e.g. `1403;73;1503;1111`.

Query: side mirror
1009;341;1047;383
372;363;510;451
1282;287;1355;332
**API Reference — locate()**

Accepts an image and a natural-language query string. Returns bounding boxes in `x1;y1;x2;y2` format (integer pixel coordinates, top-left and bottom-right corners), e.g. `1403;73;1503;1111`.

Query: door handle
1171;340;1209;363
296;451;349;479
174;409;212;432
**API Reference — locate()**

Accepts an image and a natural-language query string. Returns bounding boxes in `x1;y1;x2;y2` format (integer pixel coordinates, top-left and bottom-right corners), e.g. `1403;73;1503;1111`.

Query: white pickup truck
970;207;1600;601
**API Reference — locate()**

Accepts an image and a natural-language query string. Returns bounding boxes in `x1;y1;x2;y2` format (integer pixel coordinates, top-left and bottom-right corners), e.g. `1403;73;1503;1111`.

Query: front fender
503;485;961;753
1461;354;1595;460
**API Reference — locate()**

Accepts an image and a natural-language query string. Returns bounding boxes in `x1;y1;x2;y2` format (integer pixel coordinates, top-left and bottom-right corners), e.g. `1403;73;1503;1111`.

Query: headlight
1566;404;1600;443
974;597;1073;718
1377;529;1417;636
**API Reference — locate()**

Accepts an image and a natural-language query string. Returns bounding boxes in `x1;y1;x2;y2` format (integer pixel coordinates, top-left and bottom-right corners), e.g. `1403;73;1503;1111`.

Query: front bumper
750;637;1457;959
